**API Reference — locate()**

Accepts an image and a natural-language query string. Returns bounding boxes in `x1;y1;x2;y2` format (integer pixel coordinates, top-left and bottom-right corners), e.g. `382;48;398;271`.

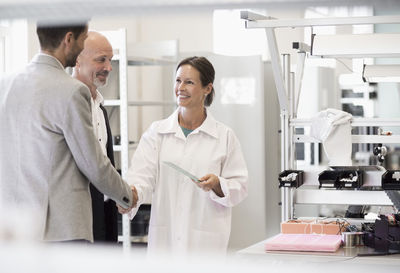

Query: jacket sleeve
63;85;133;209
209;129;248;207
126;123;159;219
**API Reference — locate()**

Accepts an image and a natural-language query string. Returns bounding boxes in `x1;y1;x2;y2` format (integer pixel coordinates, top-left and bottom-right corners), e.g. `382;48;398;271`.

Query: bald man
73;31;119;243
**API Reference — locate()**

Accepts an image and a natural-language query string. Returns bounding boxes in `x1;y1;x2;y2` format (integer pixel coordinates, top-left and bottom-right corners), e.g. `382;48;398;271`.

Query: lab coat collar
158;107;218;139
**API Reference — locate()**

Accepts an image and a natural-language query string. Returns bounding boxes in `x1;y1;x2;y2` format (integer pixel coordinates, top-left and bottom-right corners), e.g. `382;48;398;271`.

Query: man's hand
117;185;138;214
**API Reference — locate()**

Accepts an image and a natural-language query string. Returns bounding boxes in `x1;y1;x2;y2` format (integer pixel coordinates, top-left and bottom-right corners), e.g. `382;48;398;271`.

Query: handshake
117;185;138;214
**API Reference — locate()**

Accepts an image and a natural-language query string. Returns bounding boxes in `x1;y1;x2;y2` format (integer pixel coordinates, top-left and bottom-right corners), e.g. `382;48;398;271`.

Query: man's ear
64;32;74;47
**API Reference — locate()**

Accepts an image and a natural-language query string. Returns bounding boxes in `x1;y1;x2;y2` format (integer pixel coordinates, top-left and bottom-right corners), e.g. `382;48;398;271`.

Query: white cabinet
99;29;178;248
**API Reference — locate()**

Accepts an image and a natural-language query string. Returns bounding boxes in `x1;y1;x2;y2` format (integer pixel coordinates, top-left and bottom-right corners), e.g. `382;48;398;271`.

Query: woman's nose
178;82;185;90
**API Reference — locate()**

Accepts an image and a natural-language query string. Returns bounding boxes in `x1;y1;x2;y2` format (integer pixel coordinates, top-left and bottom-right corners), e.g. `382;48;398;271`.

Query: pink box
265;233;342;252
281;220;347;235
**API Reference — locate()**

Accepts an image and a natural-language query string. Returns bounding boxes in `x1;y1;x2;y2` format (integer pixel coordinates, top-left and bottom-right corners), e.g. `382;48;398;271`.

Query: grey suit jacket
0;54;132;242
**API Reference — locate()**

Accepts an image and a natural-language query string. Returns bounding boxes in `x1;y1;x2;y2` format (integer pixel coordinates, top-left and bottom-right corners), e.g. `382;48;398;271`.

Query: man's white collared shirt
90;90;107;156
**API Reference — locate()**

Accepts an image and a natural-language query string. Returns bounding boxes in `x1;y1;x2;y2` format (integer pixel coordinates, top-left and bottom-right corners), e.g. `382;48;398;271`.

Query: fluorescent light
311;33;400;58
362;64;400;83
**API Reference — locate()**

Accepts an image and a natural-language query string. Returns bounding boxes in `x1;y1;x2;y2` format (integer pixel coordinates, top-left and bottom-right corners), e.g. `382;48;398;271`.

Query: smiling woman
124;56;249;256
175;57;215;129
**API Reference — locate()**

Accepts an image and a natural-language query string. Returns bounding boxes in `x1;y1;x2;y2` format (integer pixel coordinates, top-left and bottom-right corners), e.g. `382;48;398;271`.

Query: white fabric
90;90;109;201
310;108;352;166
126;108;248;256
90;90;107;156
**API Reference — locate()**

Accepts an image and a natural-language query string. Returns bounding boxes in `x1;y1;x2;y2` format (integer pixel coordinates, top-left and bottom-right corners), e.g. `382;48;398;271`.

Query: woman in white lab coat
124;56;248;256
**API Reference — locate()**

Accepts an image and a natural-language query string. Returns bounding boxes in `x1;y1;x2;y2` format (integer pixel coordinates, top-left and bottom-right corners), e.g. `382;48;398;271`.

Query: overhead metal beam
291;117;400;127
265;28;289;111
294;134;400;144
240;10;275;21
245;15;400;29
311;33;400;58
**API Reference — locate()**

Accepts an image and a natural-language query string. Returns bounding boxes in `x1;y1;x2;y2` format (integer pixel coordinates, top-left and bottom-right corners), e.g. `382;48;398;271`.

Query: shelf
118;235;148;244
128;101;176;106
294;167;384;188
127;56;176;66
113;143;138;151
291;117;400;127
294;134;400;144
111;55;175;66
294;188;393;206
103;99;121;106
101;32;177;249
104;100;176;107
340;98;370;104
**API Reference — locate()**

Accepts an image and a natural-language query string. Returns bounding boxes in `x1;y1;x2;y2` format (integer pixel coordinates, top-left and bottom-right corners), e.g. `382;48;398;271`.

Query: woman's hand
196;174;224;197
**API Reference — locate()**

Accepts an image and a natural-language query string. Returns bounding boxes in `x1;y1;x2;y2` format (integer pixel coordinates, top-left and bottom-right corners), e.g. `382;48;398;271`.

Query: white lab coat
126;108;248;256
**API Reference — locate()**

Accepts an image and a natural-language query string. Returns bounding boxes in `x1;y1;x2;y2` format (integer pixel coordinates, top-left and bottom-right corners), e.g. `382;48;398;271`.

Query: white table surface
236;239;400;269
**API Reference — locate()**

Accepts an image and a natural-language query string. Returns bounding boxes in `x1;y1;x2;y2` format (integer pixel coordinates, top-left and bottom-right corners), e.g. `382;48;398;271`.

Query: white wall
207;54;267;250
137;11;213;52
27;20;40;61
1;19;31;73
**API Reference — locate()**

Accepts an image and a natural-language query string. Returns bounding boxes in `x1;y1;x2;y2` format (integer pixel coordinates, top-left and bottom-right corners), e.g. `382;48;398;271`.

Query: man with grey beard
73;31;119;243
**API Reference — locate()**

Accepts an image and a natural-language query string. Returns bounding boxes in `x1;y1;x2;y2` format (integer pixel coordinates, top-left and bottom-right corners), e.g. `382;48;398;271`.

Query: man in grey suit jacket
0;22;137;242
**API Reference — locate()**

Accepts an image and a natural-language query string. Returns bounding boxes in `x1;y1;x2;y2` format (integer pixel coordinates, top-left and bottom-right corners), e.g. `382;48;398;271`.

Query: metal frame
241;11;400;222
100;28;132;251
244;14;400;28
311;33;400;58
117;28;132;252
102;28;131;251
363;64;400;83
102;29;179;250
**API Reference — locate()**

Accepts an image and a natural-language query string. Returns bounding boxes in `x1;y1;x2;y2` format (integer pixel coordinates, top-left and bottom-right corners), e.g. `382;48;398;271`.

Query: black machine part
318;168;364;189
385;190;400;211
278;170;304;188
345;205;365;218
